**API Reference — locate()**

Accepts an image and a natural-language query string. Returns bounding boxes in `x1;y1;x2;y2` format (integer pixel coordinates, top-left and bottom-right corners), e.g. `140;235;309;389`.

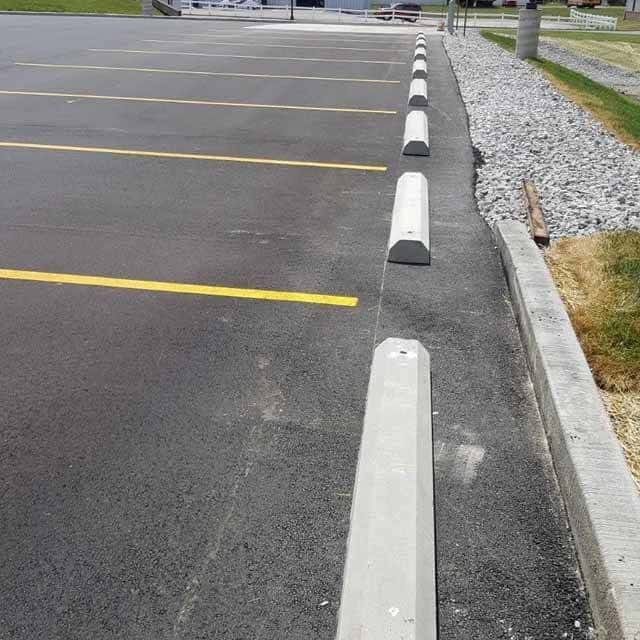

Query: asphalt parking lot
0;17;412;640
1;15;591;640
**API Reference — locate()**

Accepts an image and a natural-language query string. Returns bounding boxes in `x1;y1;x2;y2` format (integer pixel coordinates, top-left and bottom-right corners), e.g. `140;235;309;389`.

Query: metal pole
463;0;469;34
290;0;294;20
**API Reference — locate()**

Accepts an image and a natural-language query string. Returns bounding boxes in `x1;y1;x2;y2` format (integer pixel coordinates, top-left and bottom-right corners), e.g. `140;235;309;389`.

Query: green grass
604;235;640;370
480;29;640;146
531;57;640;144
480;28;516;50
548;233;640;486
0;0;141;12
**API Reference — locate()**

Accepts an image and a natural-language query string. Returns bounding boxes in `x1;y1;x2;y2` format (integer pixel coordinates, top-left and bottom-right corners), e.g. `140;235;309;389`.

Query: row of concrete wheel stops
335;27;640;640
335;33;438;640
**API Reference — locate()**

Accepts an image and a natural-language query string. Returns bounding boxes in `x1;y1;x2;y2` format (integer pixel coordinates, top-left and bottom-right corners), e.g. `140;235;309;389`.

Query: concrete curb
408;78;428;107
336;337;436;640
415;46;427;61
388;172;430;265
495;221;640;640
402;110;430;156
412;59;428;79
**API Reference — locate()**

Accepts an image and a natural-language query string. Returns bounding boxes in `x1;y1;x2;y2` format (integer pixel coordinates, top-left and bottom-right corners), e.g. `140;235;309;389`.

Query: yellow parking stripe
0;142;387;172
0;269;359;307
0;90;396;115
143;39;407;54
89;48;406;66
15;62;400;85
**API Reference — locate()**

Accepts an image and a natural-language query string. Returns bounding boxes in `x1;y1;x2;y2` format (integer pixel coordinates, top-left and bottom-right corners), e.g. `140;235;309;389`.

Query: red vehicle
567;0;602;8
374;2;421;21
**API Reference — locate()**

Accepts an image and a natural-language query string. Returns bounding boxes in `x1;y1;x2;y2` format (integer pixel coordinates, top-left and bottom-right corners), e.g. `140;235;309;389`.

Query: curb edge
495;220;640;640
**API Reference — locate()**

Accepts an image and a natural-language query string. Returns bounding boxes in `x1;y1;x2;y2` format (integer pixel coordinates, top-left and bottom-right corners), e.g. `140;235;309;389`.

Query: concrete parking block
412;58;428;79
408;78;428;107
388;172;430;265
402;110;430;156
336;337;436;640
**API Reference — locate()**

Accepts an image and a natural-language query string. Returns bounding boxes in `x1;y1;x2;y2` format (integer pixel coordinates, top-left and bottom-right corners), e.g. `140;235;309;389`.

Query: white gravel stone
443;33;640;239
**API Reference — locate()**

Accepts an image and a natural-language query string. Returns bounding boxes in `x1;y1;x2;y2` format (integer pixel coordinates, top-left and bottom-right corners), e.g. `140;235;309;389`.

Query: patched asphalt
0;16;591;640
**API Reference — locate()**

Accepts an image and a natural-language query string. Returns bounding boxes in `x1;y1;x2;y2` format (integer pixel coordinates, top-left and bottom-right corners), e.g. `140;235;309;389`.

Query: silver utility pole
447;0;456;33
515;0;541;59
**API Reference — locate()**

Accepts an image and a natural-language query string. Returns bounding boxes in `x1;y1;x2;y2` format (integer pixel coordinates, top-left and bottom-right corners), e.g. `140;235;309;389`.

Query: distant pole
515;0;541;59
463;0;469;34
290;0;294;20
447;0;456;33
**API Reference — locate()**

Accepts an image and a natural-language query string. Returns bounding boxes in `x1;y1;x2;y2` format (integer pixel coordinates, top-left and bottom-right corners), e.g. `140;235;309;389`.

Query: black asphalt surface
378;38;593;639
0;15;591;640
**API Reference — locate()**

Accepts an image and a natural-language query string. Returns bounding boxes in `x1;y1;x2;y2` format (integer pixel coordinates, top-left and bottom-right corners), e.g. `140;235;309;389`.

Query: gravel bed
540;39;640;101
443;33;640;238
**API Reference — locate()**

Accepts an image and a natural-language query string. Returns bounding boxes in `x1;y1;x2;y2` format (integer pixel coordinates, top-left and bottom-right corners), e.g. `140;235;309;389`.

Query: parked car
374;2;421;21
567;0;601;7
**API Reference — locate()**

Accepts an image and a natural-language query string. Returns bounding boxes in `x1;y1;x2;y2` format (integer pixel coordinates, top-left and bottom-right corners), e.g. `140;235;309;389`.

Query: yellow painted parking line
0;90;396;115
89;48;406;66
15;62;400;85
143;39;407;54
0;269;359;307
0;142;387;172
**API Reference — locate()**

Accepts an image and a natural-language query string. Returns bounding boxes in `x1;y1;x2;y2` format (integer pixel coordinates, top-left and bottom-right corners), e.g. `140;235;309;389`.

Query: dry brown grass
602;391;640;489
546;232;640;392
547;232;640;488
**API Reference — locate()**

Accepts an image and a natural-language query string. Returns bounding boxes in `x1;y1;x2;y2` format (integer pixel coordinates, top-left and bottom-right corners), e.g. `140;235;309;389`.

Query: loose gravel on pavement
444;33;640;239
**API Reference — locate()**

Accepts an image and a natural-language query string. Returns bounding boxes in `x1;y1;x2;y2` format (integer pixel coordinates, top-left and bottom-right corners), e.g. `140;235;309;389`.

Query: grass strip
480;29;516;52
480;30;640;147
0;0;141;13
531;58;640;148
603;390;640;489
547;232;640;393
547;232;640;488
